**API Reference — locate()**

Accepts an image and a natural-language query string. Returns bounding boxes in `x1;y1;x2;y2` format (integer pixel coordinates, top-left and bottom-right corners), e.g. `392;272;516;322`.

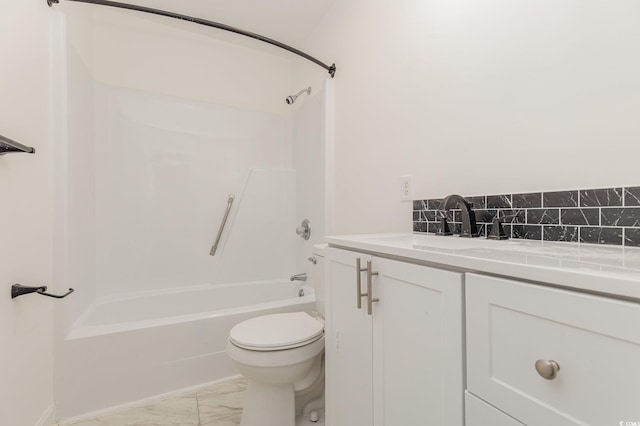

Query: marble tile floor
64;377;325;426
66;378;248;426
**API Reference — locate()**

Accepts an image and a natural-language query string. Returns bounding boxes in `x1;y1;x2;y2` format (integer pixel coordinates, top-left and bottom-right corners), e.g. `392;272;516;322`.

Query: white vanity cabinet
325;232;640;425
465;273;640;426
325;247;464;426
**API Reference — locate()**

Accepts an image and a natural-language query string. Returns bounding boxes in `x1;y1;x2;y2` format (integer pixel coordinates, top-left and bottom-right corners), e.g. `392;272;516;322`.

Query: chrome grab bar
209;194;235;256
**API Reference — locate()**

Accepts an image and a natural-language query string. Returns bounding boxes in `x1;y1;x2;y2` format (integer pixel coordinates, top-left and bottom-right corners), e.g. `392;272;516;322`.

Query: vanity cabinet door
466;273;640;425
325;247;374;426
372;257;464;426
465;391;524;426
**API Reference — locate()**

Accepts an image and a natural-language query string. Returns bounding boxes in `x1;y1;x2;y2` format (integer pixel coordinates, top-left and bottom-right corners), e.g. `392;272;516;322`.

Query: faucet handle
436;215;452;236
487;211;519;240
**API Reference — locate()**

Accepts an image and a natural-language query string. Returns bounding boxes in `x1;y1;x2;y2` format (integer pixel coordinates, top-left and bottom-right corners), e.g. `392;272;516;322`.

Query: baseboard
35;403;56;426
56;375;243;426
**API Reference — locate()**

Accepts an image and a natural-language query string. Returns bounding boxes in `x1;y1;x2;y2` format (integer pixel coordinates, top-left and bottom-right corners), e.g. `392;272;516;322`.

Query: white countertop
325;233;640;300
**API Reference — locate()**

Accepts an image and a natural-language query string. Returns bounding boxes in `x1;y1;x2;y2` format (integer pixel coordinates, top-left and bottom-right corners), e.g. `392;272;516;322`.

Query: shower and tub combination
50;2;334;421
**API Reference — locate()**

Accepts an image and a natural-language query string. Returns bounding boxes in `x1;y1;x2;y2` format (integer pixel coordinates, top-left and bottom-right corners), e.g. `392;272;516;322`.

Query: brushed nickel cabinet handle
535;359;560;380
366;261;379;315
356;258;368;309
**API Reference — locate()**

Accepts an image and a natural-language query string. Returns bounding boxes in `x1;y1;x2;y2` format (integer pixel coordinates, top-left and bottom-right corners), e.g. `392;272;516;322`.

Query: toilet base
240;381;296;426
296;410;325;426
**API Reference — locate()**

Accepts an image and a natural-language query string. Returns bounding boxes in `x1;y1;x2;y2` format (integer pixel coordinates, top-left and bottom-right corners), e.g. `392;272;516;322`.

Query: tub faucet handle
296;219;311;240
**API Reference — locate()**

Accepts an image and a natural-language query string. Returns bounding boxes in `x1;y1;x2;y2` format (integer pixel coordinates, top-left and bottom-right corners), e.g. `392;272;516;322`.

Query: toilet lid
229;312;324;351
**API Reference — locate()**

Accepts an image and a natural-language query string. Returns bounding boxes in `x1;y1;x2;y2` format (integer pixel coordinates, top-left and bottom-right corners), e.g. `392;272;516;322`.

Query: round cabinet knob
535;359;560;380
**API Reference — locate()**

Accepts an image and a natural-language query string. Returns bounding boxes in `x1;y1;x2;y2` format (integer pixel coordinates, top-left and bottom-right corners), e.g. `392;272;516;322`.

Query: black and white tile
512;192;542;209
413;185;640;247
579;227;623;246
624;187;640;206
527;209;559;225
543;226;578;243
543;190;579;208
486;194;512;209
601;208;640;227
580;188;623;207
560;208;599;226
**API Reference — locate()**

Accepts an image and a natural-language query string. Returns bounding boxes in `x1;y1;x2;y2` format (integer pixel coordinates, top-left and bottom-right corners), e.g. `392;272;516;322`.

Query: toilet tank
311;244;327;318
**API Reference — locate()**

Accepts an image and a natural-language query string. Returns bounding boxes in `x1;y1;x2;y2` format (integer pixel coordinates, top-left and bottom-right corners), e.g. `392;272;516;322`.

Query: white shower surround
92;84;297;300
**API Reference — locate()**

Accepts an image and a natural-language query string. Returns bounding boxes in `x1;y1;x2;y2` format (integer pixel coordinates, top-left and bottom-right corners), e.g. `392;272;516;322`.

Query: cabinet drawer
465;391;523;426
466;273;640;426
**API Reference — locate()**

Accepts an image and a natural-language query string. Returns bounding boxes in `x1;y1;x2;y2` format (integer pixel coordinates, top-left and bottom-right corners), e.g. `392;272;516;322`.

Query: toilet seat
229;312;324;351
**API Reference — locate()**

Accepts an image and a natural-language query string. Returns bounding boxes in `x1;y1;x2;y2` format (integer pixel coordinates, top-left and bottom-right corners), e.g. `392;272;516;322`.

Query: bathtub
56;280;316;421
67;280;315;339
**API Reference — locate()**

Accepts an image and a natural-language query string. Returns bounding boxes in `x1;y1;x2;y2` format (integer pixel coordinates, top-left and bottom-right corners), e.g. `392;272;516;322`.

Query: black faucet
438;194;479;238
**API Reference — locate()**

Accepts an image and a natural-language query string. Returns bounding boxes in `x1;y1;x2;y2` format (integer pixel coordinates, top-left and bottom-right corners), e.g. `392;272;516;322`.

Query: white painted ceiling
113;0;336;46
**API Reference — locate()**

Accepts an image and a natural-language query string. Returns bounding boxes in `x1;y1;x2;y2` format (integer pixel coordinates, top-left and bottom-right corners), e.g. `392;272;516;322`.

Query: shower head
285;87;312;105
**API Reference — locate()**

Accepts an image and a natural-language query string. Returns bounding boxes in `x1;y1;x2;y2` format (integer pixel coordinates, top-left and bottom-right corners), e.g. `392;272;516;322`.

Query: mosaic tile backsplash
413;187;640;246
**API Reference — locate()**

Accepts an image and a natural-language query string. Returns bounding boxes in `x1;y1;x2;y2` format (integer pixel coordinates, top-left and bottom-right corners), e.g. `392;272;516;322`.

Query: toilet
226;244;326;426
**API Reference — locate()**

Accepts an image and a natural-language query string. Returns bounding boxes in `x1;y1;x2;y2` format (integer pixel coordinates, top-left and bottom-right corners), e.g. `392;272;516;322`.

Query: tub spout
290;273;307;282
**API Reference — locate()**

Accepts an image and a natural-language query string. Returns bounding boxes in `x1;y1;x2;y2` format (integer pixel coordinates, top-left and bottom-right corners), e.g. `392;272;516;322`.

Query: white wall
0;0;54;424
300;0;640;234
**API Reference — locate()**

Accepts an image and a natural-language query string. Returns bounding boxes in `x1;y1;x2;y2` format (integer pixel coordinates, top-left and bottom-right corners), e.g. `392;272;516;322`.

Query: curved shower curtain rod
46;0;336;78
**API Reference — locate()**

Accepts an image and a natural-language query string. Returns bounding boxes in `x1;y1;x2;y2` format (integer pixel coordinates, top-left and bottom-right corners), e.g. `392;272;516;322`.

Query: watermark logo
619;422;640;426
